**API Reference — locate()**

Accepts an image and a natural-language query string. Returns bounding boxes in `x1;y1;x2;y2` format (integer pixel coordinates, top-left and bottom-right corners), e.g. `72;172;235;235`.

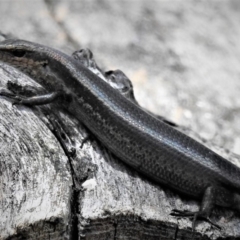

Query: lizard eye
11;50;26;58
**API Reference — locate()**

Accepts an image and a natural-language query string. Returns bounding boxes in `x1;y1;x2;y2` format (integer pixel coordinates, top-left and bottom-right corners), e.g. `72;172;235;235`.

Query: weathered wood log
0;62;240;240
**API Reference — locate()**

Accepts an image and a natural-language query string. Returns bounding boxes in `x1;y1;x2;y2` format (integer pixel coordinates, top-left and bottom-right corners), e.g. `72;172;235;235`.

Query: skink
0;39;240;229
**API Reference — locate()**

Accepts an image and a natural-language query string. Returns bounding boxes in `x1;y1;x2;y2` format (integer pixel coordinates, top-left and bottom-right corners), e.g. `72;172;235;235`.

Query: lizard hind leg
170;186;221;231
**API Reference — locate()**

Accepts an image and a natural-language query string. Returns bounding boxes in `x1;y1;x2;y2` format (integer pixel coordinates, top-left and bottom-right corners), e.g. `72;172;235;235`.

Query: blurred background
0;0;240;154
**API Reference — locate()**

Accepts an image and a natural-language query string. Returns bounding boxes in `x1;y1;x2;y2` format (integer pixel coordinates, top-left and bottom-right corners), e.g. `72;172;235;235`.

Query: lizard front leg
0;81;71;106
0;88;62;106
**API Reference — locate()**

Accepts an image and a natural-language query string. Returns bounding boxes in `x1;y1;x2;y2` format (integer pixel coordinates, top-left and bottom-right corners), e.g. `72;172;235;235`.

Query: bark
0;62;240;240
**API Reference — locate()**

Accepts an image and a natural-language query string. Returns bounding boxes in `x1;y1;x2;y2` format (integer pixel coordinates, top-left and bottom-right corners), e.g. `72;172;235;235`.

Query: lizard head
0;39;72;91
0;39;51;74
0;38;54;66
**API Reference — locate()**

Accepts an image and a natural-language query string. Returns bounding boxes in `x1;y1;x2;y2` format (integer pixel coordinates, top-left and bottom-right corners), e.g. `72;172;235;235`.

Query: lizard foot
0;87;26;105
170;209;221;230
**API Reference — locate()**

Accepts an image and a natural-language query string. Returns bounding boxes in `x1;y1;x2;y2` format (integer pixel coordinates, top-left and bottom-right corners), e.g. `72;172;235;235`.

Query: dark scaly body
0;39;240;212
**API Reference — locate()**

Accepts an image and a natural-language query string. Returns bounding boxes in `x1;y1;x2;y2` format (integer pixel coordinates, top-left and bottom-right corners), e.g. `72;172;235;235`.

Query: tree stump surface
1;62;240;240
